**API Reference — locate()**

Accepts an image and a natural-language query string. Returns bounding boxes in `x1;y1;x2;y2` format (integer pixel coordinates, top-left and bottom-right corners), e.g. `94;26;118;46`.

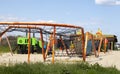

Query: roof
103;35;118;42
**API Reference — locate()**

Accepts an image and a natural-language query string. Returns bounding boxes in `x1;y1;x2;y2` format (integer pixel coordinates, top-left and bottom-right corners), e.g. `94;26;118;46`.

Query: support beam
91;35;97;57
104;38;108;53
60;36;66;50
40;29;45;62
0;26;11;37
28;28;31;63
81;29;85;61
0;22;83;29
83;32;88;61
60;36;66;55
45;34;53;59
52;26;56;64
5;33;13;56
98;38;103;57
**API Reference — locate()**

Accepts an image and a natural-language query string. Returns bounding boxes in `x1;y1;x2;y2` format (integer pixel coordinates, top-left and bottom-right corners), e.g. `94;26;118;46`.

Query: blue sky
0;0;120;42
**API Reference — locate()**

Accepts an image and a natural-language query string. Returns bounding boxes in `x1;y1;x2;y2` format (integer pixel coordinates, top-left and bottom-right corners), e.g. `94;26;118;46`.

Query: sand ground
0;51;120;70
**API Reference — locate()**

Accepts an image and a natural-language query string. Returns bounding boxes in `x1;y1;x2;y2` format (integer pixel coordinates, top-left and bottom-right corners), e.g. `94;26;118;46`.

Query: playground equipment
0;22;117;63
16;37;42;54
0;22;85;63
84;32;97;57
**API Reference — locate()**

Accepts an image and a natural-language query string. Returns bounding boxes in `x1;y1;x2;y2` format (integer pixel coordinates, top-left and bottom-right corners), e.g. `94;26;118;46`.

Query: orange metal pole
0;26;11;37
104;38;108;53
83;32;88;61
91;35;97;57
28;28;31;63
60;36;66;55
52;26;56;64
45;42;50;58
60;36;66;48
81;29;85;61
40;29;45;62
0;22;83;29
45;34;53;58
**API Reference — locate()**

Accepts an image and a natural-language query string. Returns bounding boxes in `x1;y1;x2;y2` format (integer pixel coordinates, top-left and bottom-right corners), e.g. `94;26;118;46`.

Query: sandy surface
0;51;120;70
87;51;120;69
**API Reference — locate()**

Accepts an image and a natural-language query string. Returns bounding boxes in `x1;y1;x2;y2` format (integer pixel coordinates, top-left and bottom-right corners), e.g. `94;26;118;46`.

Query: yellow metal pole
52;26;56;64
40;29;45;62
28;28;31;63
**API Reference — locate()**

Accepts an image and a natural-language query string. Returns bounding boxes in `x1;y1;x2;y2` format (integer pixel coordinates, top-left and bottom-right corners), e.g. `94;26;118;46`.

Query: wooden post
40;29;45;62
83;32;88;61
98;38;103;57
28;28;31;63
52;26;56;64
91;35;97;57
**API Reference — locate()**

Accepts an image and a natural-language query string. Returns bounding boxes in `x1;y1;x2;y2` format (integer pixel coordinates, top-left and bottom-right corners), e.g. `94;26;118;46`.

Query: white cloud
0;16;57;24
0;16;27;22
95;0;120;5
36;20;56;23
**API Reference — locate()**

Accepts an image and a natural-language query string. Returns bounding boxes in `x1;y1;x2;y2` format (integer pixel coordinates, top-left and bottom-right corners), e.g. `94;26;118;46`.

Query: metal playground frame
0;22;85;63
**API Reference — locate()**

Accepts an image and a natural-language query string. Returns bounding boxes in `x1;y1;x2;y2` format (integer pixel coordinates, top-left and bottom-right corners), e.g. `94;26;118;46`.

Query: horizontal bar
0;22;83;29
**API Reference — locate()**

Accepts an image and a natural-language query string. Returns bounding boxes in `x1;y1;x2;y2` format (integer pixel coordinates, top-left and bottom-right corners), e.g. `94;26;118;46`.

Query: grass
0;46;10;53
0;62;119;74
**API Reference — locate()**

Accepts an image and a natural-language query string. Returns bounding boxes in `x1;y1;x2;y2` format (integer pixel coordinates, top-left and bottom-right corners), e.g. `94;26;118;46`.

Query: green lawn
0;62;119;74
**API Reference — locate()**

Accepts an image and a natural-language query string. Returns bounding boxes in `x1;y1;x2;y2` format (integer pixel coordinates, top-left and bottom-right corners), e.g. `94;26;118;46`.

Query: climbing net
0;22;85;63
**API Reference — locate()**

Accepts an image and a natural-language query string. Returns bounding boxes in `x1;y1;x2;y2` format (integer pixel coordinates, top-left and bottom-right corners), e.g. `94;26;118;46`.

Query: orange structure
84;32;97;58
0;22;85;63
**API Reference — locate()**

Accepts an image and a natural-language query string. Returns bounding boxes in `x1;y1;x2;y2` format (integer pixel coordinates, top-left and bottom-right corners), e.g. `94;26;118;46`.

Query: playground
0;22;118;70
